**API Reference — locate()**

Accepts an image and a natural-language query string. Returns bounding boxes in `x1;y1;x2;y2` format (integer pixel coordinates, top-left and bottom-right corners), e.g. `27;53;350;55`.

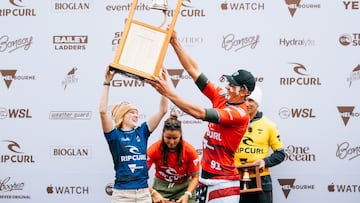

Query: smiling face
121;109;138;129
225;83;249;103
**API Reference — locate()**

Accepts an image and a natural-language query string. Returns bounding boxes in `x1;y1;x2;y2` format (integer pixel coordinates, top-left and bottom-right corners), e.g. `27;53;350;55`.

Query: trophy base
109;63;156;81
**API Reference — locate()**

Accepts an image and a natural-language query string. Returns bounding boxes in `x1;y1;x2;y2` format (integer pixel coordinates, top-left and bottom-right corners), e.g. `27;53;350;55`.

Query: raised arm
99;66;116;133
147;95;168;132
170;30;201;82
147;69;206;121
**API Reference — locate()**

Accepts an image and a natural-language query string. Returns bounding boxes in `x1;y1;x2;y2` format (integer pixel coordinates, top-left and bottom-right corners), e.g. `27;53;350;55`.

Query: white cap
248;86;262;106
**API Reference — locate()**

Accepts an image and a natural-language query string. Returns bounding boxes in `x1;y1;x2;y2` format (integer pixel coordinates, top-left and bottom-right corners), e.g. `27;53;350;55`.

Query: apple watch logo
221;1;228;10
47;185;54;194
328;183;335;192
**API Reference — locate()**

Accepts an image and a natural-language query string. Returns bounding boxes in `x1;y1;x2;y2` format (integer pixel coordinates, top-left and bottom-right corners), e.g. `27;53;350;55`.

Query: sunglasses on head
164;122;181;129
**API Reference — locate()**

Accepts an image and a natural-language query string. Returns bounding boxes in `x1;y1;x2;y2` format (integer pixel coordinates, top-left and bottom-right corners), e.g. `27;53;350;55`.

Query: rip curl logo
0;69;17;89
125;146;141;155
4;140;23;153
291;63;309;76
10;0;25;7
337;106;358;126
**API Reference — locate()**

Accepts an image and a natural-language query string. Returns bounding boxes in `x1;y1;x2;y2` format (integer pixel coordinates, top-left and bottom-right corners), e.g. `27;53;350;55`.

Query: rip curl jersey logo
125;146;140;155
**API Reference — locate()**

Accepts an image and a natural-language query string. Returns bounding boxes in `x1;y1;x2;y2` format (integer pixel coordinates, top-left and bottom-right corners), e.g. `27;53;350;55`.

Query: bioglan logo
339;33;360;46
52;0;93;12
278;107;316;119
284;0;320;17
222;33;260;51
50;146;91;159
277;178;315;198
0;0;36;16
0;140;35;163
280;63;321;85
347;64;360;87
0;69;36;89
220;1;265;11
0;35;33;53
336;141;360;160
337;106;359;126
285;145;316;161
53;35;88;51
62;67;78;90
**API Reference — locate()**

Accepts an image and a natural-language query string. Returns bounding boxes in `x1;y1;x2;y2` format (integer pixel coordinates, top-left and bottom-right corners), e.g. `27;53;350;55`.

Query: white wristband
184;191;192;198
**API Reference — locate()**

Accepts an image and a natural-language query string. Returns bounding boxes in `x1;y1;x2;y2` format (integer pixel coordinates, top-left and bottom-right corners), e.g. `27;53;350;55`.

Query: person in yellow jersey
234;86;285;203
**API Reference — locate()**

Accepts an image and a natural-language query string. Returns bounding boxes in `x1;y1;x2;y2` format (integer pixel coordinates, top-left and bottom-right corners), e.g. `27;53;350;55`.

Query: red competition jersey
147;140;200;183
201;81;250;179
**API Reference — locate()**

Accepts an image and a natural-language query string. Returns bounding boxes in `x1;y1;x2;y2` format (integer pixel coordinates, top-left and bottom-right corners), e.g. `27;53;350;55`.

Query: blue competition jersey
104;122;150;189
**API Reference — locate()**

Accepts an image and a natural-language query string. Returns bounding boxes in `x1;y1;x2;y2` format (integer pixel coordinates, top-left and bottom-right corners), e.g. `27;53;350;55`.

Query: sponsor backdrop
1;0;359;202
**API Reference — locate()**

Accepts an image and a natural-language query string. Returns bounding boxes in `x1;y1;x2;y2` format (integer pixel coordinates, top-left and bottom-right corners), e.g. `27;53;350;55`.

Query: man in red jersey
148;30;255;203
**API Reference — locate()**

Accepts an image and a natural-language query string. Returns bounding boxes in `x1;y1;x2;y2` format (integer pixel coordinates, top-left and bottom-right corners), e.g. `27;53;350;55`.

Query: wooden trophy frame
237;163;263;193
109;0;183;81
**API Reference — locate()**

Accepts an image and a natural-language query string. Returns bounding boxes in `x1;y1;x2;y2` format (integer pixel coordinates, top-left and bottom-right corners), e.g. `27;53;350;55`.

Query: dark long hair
161;114;183;167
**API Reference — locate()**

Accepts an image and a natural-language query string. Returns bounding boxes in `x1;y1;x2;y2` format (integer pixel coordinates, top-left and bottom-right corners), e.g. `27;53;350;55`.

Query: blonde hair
111;103;137;129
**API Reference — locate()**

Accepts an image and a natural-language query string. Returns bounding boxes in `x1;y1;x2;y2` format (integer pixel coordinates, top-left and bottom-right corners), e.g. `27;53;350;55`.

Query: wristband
184;191;192;198
103;82;110;86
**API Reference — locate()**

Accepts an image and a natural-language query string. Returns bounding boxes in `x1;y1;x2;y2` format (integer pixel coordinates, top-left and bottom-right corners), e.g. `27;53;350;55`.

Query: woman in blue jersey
99;66;168;203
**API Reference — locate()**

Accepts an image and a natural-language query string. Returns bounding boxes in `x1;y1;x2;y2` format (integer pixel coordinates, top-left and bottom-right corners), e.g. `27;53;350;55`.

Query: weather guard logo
49;111;92;120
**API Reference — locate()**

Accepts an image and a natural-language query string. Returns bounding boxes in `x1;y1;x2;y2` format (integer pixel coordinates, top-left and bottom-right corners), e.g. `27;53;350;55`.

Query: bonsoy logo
337;106;359;126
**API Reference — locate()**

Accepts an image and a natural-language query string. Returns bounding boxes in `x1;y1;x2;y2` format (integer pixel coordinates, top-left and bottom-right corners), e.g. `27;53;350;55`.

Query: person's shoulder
183;140;198;153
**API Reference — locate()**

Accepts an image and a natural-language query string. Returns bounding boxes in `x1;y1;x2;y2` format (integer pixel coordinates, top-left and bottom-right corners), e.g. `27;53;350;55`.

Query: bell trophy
237;158;263;193
109;0;183;81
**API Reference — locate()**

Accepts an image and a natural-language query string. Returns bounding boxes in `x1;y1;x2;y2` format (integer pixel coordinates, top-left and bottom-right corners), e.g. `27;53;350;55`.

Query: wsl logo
279;107;316;119
0;108;32;119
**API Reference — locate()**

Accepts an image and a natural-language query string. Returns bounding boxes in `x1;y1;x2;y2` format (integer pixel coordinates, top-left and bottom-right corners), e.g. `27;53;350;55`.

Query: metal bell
150;0;169;10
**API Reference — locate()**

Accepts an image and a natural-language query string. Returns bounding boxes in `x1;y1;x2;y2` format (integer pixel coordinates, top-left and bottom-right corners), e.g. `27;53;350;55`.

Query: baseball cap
248;86;262;106
223;69;256;92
